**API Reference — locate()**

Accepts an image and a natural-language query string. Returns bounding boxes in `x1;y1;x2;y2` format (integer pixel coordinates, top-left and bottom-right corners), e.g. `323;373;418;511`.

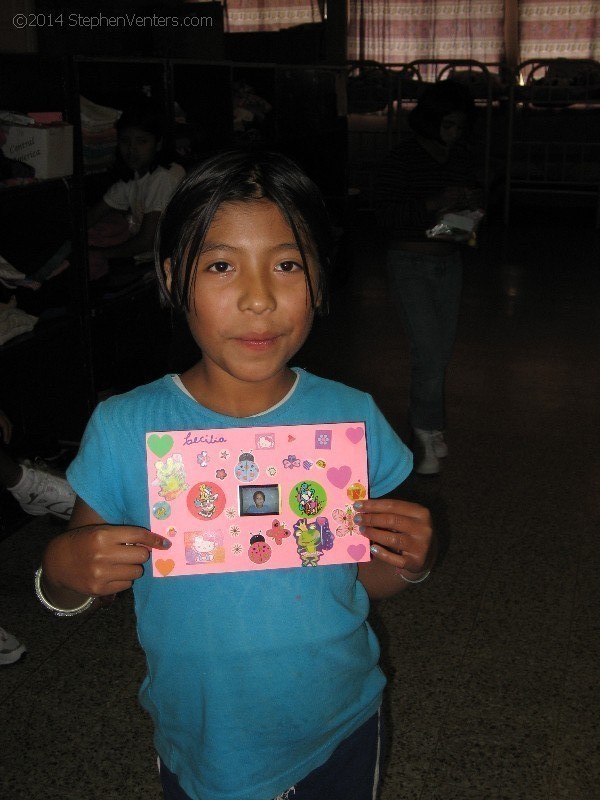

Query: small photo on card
239;484;280;516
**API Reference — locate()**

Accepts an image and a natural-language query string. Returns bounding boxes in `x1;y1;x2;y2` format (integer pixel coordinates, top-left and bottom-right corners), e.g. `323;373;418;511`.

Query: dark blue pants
386;248;463;430
159;709;384;800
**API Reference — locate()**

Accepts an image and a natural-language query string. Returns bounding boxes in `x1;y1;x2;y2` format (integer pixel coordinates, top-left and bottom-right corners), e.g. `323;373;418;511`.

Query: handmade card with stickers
145;422;371;577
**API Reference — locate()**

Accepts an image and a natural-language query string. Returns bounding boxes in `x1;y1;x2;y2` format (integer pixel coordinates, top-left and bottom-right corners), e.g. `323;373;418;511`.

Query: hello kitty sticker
146;422;370;577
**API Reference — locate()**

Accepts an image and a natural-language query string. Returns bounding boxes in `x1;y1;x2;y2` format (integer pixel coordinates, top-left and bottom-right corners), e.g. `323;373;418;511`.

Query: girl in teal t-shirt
41;150;435;800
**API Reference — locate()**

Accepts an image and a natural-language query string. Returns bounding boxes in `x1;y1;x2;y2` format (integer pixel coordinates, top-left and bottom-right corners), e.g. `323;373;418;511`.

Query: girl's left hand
354;498;433;575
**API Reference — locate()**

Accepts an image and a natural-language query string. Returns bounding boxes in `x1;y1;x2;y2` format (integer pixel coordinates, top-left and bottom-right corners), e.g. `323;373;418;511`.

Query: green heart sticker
147;433;174;458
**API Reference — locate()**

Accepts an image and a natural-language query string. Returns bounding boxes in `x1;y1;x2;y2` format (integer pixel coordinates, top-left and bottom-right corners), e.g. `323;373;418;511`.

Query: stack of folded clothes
80;96;121;174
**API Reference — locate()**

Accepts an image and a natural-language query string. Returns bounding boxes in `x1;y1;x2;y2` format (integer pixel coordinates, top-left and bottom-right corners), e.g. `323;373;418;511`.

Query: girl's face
439;112;467;147
118;126;161;176
177;199;319;407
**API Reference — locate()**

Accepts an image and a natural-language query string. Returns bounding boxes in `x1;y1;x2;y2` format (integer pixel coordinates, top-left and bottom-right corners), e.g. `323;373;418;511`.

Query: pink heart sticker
326;465;351;489
345;427;364;444
347;543;366;561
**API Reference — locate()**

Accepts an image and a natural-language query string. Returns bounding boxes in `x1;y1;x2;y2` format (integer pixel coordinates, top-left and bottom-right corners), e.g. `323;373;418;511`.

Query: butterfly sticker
332;505;359;537
283;454;301;469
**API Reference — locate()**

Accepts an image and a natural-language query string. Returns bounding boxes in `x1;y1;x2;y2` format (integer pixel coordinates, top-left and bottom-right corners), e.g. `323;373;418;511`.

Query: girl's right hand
42;523;172;600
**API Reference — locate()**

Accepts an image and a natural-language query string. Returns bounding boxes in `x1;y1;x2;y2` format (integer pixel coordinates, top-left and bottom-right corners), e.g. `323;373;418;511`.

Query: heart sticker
148;434;174;458
345;427;364;444
347;543;366;561
156;558;175;577
326;465;351;489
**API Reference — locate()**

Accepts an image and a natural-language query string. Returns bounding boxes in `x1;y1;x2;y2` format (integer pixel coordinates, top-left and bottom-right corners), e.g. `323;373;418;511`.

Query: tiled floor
1;204;599;800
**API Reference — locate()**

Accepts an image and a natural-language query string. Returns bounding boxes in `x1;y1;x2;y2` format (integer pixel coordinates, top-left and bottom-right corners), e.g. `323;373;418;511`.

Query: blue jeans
386;248;463;430
159;709;384;800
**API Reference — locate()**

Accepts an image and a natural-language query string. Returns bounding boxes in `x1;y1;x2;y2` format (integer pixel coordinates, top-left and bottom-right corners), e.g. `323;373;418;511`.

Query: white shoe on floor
8;466;74;520
413;429;441;475
430;430;448;459
0;626;26;665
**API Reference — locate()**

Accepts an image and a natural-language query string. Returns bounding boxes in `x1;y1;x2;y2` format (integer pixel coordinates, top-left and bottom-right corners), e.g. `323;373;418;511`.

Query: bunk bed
504;58;600;225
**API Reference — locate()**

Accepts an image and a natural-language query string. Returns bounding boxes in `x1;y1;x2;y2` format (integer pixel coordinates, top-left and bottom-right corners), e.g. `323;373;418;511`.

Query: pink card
146;422;371;577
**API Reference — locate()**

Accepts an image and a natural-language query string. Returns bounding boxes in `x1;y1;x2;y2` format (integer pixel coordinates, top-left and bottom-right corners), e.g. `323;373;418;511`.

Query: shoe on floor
413;428;441;475
430;430;448;459
8;466;74;520
0;626;26;665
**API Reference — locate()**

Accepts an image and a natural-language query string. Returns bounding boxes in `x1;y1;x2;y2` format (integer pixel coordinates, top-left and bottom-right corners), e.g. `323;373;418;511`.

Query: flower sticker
267;465;277;477
225;507;237;519
230;525;241;537
332;505;359;537
220;450;230;460
215;469;227;480
197;450;210;467
232;543;243;555
283;454;301;469
315;430;332;450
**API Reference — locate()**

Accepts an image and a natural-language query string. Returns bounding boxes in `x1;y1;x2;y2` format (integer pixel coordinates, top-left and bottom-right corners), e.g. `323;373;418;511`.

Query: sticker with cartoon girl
187;481;225;520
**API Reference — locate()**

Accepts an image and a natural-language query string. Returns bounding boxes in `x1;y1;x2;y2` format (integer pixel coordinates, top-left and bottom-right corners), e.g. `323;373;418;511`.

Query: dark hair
156;149;332;314
113;96;173;179
253;491;266;502
408;80;475;142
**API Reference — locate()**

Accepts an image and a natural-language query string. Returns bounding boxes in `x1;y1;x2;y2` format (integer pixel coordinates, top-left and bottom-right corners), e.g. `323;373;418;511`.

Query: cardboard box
1;122;73;180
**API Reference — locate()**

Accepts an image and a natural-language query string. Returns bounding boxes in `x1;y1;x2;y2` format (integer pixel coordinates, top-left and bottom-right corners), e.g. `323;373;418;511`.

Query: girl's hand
42;523;172;600
355;498;434;584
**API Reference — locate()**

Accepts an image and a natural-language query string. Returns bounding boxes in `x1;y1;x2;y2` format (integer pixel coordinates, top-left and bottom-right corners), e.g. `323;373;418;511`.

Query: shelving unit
0;53;349;440
0;54;94;442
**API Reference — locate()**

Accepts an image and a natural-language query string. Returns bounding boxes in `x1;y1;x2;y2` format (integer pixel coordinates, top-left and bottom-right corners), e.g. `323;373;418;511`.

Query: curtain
519;1;600;62
223;0;323;33
347;0;505;71
348;0;600;70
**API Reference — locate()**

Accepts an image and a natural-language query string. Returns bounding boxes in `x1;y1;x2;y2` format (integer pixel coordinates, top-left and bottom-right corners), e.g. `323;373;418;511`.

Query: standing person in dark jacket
375;80;482;475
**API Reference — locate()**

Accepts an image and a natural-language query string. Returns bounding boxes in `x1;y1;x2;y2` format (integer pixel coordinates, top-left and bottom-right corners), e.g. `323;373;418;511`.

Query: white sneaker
0;626;26;665
431;430;448;459
413;429;441;475
8;466;74;520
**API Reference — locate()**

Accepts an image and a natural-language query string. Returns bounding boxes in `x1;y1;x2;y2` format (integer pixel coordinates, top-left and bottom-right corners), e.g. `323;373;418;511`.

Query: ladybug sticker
248;534;272;564
234;452;260;482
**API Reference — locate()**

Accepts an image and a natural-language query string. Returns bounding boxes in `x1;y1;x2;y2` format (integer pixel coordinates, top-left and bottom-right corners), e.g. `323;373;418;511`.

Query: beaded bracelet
397;568;431;584
34;567;95;617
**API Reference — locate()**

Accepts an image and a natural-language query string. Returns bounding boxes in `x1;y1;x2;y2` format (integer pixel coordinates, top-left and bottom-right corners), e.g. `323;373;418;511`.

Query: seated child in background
86;97;185;279
40;150;435;800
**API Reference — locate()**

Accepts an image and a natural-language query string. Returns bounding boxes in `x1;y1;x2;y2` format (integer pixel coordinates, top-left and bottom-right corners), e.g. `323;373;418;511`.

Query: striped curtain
519;1;600;61
223;0;323;33
348;1;600;68
348;0;505;70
